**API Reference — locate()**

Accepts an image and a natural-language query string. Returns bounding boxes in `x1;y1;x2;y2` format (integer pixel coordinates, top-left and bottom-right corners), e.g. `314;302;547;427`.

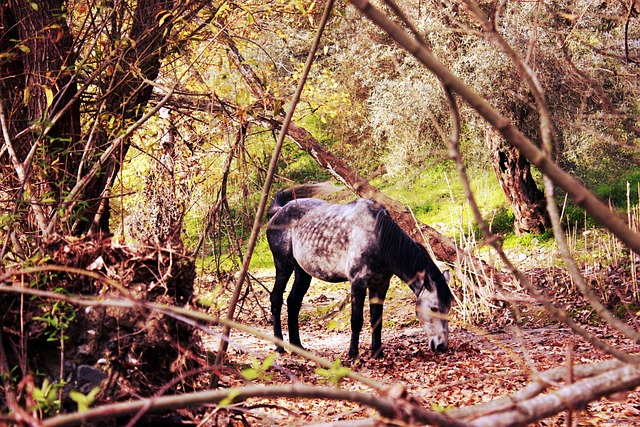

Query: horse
266;183;453;359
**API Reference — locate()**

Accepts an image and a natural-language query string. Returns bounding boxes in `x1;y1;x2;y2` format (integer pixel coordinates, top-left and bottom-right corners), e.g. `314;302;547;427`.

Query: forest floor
197;263;640;427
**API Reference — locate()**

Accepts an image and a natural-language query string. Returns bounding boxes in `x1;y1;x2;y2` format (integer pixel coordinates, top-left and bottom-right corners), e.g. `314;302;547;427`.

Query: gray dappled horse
266;184;453;359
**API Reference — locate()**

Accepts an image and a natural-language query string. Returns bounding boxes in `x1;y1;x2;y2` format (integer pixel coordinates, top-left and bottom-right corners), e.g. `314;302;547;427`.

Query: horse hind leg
271;259;294;353
287;266;312;350
349;282;367;360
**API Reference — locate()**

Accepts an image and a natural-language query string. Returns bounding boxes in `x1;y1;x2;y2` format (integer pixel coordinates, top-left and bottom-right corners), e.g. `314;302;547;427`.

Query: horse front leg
349;283;367;360
287;266;312;350
369;282;390;359
271;261;293;353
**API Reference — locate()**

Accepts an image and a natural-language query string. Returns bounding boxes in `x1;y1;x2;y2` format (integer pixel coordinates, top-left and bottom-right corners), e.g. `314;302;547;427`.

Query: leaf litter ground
198;265;640;426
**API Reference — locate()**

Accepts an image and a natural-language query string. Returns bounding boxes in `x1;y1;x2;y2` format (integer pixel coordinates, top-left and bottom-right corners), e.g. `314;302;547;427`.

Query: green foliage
279;140;331;183
486;208;515;236
315;359;351;386
218;389;241;408
375;162;510;236
194;282;227;310
241;353;276;381
33;298;76;343
501;229;555;250
559;200;599;231
69;386;101;412
249;236;275;270
431;402;455;413
593;168;640;208
30;378;62;415
558;166;640;230
615;303;640;320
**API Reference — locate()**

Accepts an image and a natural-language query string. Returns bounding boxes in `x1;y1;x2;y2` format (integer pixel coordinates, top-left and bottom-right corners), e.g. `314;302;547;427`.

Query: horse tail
268;182;341;218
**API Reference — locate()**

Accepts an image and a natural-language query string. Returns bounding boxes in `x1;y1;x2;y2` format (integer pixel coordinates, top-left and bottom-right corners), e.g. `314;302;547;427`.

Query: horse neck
377;217;427;289
387;244;426;287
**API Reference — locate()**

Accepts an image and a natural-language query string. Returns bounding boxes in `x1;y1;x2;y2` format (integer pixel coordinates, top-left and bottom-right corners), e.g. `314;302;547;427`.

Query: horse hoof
290;341;306;351
276;346;286;354
371;349;384;359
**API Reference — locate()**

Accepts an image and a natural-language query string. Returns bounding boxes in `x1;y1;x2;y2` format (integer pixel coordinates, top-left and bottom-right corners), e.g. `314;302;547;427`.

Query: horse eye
430;307;439;313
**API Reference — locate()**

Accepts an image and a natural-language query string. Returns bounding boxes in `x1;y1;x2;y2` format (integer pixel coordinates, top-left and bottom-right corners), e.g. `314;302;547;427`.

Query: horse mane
268;182;342;218
374;207;452;306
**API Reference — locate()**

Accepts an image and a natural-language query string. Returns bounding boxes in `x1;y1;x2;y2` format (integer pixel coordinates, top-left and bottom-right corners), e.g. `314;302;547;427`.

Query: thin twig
210;0;337;388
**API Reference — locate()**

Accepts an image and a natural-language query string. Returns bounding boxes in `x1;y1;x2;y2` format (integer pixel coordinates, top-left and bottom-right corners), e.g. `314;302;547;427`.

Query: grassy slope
248;156;640;274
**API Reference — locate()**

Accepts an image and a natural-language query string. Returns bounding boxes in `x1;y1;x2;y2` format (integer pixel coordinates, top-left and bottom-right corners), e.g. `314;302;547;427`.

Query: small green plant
614;303;640;320
431;402;455;413
240;353;276;382
69;386;101;412
31;378;62;415
218;389;241;408
0;365;19;386
194;282;225;309
34;297;76;343
315;359;351;386
594;170;640;207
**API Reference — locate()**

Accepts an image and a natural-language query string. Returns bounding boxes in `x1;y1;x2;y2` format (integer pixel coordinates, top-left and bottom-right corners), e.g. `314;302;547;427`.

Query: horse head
412;270;451;353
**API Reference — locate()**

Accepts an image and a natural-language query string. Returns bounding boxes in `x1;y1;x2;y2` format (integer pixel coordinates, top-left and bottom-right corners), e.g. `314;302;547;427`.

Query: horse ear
443;270;451;284
410;271;427;294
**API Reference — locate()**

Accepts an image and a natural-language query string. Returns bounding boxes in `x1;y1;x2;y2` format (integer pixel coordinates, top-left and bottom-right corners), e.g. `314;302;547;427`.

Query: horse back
290;199;384;282
266;198;328;263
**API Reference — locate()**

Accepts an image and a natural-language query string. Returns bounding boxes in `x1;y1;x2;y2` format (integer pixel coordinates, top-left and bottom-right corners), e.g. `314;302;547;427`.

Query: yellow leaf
44;86;54;108
214;1;230;18
158;11;173;27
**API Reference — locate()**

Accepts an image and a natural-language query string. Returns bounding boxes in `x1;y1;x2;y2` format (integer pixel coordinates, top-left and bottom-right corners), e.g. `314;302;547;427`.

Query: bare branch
449;358;625;420
469;362;640;427
459;0;640;345
347;0;640;256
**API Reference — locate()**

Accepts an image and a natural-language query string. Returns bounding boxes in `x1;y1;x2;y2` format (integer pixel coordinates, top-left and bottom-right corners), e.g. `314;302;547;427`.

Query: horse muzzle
429;337;448;353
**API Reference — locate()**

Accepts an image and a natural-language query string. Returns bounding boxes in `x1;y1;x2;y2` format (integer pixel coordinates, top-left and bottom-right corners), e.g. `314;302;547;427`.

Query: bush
594;168;640;208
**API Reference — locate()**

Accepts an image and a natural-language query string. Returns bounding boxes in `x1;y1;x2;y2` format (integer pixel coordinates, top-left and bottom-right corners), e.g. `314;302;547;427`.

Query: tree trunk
0;0;82;221
1;0;175;239
486;128;550;235
74;0;175;235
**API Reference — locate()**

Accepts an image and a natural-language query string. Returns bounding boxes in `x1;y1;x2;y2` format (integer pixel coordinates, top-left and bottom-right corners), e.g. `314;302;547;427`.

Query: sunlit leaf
23;87;30;106
44;86;54;108
218;389;240;407
214;1;230;19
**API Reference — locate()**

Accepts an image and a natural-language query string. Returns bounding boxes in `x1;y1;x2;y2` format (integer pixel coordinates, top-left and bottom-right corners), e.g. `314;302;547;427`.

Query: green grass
250;236;275;270
373;161;511;237
593;167;640;208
